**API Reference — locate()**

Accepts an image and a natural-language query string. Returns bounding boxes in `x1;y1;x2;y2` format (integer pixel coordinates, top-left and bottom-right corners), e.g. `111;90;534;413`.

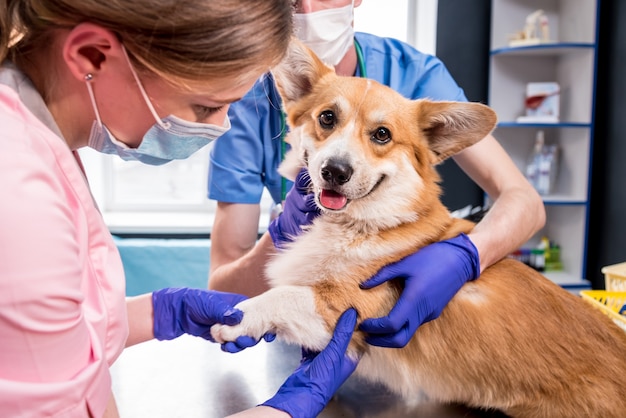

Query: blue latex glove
152;287;247;341
220;333;277;354
262;308;360;418
359;233;480;348
268;168;320;249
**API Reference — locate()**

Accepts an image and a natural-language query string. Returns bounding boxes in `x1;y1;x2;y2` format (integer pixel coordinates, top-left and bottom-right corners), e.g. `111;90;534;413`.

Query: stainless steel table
111;335;508;417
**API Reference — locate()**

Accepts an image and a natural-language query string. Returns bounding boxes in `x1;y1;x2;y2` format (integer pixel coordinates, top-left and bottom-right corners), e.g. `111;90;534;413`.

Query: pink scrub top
0;64;128;417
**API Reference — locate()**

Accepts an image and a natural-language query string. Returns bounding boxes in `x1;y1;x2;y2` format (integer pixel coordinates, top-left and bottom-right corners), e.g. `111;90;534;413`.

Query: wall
435;0;492;211
587;0;626;288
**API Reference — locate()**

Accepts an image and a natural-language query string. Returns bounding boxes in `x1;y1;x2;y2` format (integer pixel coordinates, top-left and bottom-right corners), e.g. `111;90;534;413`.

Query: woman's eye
318;110;336;129
371;127;392;144
193;104;225;120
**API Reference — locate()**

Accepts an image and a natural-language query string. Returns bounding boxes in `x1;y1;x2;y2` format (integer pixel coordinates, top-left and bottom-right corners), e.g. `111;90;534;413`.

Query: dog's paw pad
211;323;255;344
210;324;232;343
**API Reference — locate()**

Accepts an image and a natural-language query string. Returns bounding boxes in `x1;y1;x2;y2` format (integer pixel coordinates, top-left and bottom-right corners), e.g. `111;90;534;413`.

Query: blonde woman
0;1;358;417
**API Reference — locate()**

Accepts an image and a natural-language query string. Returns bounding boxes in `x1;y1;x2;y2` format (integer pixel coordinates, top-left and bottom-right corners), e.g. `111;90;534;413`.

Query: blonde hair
0;0;293;86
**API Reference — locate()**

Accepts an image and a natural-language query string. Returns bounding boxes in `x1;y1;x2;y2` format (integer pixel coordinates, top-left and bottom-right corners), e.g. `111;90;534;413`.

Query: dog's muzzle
318;158;351;210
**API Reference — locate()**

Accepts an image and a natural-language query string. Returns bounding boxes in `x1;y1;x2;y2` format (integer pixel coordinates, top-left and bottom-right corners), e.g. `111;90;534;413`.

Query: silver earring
84;73;94;82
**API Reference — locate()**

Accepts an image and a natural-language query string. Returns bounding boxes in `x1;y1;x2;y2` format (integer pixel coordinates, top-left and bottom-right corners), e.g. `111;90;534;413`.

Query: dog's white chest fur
267;221;379;287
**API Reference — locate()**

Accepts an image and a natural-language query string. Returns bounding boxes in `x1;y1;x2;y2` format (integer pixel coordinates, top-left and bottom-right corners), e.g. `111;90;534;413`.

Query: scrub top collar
0;62;65;140
354;39;367;78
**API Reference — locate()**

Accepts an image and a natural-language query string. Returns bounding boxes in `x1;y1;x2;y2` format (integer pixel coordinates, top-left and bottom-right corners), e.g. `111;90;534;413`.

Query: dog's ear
416;100;497;164
271;38;335;106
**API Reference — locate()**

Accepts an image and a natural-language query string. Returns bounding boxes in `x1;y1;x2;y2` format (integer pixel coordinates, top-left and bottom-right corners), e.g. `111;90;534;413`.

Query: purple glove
262;309;360;418
359;233;480;348
152;288;247;341
220;333;277;354
268;168;320;249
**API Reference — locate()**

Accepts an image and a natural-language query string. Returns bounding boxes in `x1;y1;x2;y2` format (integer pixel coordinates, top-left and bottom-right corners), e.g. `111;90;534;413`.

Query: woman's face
54;24;272;150
103;69;259;148
142;74;252;125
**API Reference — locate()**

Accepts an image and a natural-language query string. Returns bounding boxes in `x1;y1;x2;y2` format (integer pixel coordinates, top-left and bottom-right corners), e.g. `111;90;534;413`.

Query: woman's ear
62;23;124;81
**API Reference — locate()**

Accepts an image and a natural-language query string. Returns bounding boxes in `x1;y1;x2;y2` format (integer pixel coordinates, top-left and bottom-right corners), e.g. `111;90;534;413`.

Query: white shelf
489;0;598;284
497;122;591;128
542;271;591;293
491;0;597;50
491;42;595;57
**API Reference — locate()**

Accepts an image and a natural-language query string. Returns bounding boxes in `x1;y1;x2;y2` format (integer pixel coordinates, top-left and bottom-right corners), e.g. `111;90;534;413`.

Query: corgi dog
211;40;626;417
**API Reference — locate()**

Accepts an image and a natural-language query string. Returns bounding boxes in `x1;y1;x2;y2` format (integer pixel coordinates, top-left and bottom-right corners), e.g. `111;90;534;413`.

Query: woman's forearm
226;406;290;418
125;293;156;347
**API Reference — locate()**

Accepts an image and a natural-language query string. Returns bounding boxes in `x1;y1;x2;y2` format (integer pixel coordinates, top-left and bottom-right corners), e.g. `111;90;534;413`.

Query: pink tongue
320;189;348;210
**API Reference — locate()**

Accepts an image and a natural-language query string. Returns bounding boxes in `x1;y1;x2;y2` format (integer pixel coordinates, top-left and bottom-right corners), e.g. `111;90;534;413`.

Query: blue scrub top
207;32;467;205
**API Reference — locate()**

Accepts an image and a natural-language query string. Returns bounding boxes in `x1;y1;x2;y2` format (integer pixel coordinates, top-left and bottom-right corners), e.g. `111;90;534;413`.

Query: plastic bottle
531;248;545;271
525;130;545;190
545;144;559;194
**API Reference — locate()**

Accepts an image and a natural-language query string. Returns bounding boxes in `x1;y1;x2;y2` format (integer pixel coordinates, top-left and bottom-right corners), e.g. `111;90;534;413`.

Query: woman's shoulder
0;85;68;157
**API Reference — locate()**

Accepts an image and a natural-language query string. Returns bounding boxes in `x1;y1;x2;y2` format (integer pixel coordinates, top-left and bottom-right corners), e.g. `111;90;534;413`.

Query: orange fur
212;40;626;417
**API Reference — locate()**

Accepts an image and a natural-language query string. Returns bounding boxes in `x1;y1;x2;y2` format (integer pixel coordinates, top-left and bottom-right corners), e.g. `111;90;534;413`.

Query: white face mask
293;1;355;67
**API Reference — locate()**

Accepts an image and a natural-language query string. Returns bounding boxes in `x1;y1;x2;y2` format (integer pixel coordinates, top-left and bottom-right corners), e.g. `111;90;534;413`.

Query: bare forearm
227;406;290;418
454;134;546;272
209;232;276;297
125;293;155;347
468;186;545;272
102;392;120;418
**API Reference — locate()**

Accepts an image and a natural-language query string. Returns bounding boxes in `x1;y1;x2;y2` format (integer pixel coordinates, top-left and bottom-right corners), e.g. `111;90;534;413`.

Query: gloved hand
220;333;277;354
262;308;360;418
152;287;247;341
268;168;320;249
359;233;480;348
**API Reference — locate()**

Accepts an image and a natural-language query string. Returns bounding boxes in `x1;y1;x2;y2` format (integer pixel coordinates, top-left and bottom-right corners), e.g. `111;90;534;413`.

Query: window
81;146;221;234
82;0;438;235
105;148;210;211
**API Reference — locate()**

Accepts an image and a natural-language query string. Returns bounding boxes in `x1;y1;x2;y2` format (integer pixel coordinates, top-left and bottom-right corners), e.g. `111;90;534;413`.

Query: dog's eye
318;110;336;129
372;127;392;144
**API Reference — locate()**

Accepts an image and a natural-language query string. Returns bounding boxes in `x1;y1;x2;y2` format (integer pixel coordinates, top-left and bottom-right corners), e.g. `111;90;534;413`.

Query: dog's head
272;40;496;225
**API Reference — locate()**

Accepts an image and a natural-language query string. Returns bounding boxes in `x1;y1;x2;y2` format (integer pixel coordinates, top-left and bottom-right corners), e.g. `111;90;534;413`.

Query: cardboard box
517;82;560;123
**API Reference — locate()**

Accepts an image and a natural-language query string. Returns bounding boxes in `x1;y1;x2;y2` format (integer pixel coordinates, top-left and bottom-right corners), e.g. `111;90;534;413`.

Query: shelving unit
488;0;600;288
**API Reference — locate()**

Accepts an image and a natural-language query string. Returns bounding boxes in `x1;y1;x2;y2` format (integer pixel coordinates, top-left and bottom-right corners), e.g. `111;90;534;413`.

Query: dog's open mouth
319;189;348;210
318;176;386;211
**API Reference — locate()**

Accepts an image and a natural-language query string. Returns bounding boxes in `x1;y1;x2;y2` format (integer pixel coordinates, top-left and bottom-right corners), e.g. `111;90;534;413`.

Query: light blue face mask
85;47;230;166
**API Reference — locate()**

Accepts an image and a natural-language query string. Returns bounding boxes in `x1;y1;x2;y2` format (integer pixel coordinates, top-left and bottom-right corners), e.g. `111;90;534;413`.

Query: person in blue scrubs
208;0;546;348
207;33;466;210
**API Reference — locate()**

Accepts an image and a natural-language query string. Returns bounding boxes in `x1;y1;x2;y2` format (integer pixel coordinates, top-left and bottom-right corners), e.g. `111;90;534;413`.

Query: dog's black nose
321;159;353;185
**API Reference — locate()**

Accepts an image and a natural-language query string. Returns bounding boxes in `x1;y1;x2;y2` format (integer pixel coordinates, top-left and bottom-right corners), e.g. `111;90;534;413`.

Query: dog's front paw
210;299;272;344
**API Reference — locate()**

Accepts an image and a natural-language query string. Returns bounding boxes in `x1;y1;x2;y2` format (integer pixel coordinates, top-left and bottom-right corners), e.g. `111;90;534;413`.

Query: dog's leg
210;285;332;351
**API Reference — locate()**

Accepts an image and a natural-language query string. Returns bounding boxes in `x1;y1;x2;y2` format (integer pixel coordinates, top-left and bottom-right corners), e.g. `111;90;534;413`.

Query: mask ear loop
121;46;172;130
84;73;103;127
